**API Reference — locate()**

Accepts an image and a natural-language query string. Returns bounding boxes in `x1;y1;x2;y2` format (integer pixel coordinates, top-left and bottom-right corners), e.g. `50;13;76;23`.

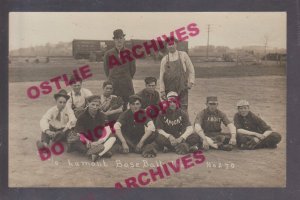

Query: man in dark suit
103;29;136;111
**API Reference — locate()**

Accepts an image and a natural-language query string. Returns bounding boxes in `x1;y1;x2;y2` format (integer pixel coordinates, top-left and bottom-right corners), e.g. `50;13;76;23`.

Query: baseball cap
206;96;218;103
167;91;178;99
236;100;250;107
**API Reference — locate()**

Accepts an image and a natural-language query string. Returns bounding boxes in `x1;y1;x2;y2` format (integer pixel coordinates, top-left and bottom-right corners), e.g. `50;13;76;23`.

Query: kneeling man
194;96;237;151
234;100;281;150
113;95;157;158
69;95;116;162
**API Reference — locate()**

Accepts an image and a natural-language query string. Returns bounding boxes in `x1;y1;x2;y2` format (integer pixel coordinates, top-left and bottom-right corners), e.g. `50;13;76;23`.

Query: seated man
67;75;93;118
113;95;157;158
194;96;237;151
234;100;281;150
69;95;116;162
99;81;123;127
154;91;200;155
136;77;160;109
37;89;76;149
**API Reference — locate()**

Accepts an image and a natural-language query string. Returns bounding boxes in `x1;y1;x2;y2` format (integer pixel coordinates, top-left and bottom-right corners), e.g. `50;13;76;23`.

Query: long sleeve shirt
234;111;272;134
66;88;93;110
40;106;77;132
159;50;195;93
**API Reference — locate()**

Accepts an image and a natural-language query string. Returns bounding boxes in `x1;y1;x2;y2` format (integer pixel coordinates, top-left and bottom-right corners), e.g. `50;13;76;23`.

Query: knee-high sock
99;137;116;156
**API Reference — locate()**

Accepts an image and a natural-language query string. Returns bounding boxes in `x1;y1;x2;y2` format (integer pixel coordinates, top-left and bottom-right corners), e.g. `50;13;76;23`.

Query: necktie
56;110;62;121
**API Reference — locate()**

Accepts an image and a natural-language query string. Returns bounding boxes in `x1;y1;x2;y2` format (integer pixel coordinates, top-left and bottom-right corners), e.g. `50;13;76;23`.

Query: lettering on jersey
163;116;182;126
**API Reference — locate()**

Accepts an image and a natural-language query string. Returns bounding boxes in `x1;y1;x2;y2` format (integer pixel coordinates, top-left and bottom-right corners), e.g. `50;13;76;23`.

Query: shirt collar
101;94;112;102
205;108;218;114
241;111;252;118
115;47;125;53
72;88;82;96
143;89;154;96
55;106;66;112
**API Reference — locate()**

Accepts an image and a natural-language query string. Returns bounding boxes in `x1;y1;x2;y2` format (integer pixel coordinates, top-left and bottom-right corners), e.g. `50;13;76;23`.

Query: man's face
167;42;177;53
168;97;179;110
88;101;100;115
71;82;82;94
56;97;67;111
103;84;113;96
114;37;125;50
129;100;141;113
207;101;218;112
145;82;156;93
238;105;250;117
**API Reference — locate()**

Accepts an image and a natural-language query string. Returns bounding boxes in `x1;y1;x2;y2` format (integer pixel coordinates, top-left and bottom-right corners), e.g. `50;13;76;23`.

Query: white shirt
67;88;93;109
40;106;77;132
159;50;195;92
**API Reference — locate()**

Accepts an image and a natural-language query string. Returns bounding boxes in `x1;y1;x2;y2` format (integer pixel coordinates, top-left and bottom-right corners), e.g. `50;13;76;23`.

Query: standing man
66;76;93;118
103;29;136;111
234;100;281;150
159;37;195;113
194;96;237;151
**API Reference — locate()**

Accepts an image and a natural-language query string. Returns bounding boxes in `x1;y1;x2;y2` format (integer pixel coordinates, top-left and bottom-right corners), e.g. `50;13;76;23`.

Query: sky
9;12;286;51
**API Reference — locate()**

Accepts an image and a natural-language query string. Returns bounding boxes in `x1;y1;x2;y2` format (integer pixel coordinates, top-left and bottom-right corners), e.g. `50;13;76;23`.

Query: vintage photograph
8;12;286;187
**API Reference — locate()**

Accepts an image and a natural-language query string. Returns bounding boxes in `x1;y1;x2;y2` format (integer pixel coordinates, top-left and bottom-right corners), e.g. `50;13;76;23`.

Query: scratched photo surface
8;12;286;187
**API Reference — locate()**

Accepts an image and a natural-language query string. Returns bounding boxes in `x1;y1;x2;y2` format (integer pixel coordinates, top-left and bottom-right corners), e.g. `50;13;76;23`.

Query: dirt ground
8;72;286;187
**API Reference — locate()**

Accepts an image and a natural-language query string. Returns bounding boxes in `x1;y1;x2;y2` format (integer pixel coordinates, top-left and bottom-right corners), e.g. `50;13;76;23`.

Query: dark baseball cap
207;96;218;103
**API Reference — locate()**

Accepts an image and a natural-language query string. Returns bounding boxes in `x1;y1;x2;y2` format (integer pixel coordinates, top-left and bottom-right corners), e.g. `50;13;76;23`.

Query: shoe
91;154;98;162
218;144;233;151
175;143;190;155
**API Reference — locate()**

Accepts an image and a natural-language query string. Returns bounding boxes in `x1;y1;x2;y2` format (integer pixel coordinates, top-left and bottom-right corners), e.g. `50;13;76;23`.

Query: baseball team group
36;29;282;162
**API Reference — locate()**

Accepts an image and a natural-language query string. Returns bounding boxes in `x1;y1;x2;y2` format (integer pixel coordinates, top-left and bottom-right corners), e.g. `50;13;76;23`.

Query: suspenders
70;90;87;110
167;51;184;70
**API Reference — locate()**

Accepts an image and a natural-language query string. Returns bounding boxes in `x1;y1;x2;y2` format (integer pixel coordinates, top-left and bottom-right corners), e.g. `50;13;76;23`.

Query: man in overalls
159;37;195;113
103;29;136;111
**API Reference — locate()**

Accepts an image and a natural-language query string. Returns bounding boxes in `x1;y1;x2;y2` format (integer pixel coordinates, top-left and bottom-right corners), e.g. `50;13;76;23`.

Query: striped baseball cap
236;100;250;107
